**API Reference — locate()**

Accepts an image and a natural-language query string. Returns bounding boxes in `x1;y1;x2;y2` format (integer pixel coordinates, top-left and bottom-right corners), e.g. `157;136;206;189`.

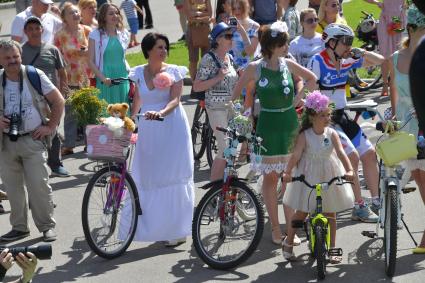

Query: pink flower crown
304;91;331;113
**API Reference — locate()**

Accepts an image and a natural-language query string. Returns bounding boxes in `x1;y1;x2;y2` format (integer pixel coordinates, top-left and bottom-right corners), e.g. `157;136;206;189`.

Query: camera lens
8;113;21;142
0;244;52;260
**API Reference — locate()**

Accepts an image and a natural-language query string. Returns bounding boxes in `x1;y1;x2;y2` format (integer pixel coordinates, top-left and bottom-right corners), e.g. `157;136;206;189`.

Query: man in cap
11;0;62;45
22;16;69;177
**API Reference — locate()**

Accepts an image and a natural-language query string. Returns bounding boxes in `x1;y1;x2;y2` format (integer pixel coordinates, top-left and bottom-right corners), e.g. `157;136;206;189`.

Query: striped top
120;0;138;19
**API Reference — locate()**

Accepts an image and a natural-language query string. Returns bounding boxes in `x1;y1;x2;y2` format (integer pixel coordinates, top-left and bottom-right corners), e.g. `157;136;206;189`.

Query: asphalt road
0;0;424;282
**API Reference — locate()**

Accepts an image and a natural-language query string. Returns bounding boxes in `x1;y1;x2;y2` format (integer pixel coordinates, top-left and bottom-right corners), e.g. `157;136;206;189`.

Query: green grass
126;41;189;67
343;0;382;47
125;0;382;66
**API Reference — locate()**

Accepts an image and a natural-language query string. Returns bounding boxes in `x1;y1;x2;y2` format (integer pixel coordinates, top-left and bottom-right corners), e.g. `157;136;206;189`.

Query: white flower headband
270;21;288;37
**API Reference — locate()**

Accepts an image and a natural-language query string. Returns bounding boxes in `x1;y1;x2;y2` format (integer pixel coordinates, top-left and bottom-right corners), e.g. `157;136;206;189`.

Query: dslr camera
7;112;21;142
0;244;52;260
229;17;238;27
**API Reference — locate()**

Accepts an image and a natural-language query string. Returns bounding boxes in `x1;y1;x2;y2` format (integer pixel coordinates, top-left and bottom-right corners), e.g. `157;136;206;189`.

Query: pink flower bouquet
153;72;173;89
305;90;330;113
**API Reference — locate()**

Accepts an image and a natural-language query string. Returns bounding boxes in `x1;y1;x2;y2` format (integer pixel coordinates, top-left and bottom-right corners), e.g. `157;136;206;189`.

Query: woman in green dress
88;3;130;105
233;21;317;245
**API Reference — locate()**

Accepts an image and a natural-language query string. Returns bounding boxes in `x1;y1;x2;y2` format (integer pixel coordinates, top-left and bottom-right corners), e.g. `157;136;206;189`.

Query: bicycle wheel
191;104;208;160
384;186;398;277
352;66;383;92
192;180;264;270
82;166;139;259
314;221;327;280
206;128;218;168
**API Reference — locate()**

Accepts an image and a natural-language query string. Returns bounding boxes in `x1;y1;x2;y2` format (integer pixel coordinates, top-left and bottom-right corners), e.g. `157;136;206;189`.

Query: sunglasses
338;35;354;46
221;33;234;40
304;17;319;24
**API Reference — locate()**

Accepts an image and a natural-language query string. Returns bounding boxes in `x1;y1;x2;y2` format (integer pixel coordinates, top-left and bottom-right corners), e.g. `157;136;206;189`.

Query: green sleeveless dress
97;37;129;105
254;59;298;173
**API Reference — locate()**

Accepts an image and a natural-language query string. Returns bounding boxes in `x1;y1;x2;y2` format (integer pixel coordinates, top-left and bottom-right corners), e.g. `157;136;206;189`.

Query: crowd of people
0;0;425;281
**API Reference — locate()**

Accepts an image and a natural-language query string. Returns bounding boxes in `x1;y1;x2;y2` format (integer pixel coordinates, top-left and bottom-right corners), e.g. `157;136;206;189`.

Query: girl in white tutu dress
282;91;354;263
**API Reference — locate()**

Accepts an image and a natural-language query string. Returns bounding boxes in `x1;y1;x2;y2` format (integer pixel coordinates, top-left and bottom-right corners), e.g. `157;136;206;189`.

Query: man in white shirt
0;40;65;242
11;0;62;45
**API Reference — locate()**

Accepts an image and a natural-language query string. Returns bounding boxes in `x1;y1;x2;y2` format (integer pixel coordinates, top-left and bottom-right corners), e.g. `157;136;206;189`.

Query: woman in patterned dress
233;22;317;245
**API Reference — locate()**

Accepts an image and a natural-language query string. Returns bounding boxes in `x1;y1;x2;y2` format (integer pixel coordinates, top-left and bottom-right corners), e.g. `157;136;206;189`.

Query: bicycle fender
199;178;248;190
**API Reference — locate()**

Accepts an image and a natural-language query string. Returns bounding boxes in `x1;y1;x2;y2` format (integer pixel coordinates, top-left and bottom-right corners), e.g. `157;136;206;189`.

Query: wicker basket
86;125;132;162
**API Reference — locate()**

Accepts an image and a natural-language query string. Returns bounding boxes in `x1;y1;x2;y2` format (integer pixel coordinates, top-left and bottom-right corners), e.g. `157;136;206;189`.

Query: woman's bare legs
262;171;281;242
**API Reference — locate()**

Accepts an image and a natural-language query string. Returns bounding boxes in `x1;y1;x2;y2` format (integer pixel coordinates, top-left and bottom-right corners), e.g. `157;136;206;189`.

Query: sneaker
165;237;186;247
370;202;380;216
43;229;57;242
51;166;70;177
351;204;379;223
0;230;30;242
0;190;7;200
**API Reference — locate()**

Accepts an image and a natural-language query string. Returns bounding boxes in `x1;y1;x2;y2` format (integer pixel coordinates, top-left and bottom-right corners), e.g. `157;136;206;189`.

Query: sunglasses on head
338;35;354;46
304;17;319;24
221;33;234;40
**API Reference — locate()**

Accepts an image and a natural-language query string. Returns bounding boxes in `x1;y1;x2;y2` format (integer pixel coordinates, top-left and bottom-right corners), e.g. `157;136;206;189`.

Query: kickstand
401;214;418;246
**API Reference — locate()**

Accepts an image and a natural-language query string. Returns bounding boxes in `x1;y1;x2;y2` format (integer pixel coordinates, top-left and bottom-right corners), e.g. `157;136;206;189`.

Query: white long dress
124;64;194;241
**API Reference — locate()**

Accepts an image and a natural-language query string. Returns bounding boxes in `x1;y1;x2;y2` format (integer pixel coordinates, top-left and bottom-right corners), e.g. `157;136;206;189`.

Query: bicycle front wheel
191;104;208;160
384;186;398;277
82;166;139;259
192;180;264;270
314;221;327;280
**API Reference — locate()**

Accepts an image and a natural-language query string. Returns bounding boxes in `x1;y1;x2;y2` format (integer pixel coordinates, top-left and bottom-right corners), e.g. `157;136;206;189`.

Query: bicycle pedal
328;248;343;257
361;230;377;238
402;187;416;194
292;220;304;228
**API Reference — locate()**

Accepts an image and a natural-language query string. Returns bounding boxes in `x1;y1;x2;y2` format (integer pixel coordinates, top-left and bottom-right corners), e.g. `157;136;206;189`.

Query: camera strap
2;70;24;131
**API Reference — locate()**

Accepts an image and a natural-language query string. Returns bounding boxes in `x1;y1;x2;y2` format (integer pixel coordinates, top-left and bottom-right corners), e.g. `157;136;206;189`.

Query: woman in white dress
128;32;194;247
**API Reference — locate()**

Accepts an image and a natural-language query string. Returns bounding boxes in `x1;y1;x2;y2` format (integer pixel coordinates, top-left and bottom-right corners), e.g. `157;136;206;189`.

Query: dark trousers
47;133;62;170
136;0;153;28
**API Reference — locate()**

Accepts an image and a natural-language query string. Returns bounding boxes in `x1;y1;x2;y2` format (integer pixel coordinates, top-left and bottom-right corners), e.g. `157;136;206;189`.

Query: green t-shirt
22;42;66;87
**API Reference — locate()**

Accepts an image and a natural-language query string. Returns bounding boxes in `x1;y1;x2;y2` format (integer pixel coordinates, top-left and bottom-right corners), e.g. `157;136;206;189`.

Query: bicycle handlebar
291;175;351;189
101;77;134;85
135;113;164;121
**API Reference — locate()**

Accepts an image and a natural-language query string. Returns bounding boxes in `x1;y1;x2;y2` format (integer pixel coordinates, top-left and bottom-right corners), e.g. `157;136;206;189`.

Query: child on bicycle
282;91;354;263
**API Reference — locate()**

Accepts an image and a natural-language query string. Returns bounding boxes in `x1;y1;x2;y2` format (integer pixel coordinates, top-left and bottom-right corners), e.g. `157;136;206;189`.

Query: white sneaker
165;237;186;247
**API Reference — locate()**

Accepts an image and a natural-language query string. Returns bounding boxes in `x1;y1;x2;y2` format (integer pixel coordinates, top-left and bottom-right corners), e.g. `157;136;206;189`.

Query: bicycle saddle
345;99;378;112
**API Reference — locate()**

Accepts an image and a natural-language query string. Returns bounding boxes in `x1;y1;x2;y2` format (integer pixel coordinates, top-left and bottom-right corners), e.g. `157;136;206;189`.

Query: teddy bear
101;103;136;134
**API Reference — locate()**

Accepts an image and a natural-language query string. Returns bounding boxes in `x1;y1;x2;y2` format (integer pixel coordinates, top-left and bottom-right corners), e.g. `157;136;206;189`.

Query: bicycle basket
376;131;418;166
228;114;253;136
86;125;132;162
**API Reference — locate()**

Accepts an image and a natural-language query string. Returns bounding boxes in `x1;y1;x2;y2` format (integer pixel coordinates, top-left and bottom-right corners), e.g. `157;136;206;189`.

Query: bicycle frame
309;183;331;253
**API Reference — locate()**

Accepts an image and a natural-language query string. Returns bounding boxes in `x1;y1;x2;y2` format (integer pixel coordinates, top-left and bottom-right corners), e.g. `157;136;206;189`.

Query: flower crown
304;91;331;113
270;21;288;37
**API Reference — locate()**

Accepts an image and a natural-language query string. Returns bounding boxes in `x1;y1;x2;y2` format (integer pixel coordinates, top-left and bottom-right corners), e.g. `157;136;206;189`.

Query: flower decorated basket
86;125;132;162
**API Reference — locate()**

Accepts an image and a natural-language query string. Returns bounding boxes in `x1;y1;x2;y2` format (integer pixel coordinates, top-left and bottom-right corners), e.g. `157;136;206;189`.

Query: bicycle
349;11;383;92
192;126;265;270
345;100;419;277
190;100;218;168
81;114;163;259
290;175;352;280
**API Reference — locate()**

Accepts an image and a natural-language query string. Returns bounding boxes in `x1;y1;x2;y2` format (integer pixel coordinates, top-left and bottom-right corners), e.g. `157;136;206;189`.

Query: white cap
39;0;54;4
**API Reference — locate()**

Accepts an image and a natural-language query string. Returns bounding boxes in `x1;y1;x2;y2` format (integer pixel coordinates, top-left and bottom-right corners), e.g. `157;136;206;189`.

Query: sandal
328;247;343;264
282;237;296;261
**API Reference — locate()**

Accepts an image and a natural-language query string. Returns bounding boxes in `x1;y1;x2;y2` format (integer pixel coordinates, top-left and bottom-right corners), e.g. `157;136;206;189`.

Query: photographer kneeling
0;248;37;283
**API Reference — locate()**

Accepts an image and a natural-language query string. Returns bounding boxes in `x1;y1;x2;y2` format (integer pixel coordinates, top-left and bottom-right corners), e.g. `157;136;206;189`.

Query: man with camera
0;248;36;283
0;40;65;242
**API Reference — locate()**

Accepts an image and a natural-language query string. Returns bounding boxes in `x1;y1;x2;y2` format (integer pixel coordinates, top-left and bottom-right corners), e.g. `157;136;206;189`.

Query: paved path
1;1;424;282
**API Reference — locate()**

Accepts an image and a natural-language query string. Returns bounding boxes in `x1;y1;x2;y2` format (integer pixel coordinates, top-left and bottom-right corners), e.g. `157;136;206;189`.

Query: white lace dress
283;127;354;213
121;64;195;241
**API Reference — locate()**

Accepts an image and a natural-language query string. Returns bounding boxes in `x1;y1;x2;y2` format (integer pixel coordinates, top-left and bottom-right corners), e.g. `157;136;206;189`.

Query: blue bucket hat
209;22;236;45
